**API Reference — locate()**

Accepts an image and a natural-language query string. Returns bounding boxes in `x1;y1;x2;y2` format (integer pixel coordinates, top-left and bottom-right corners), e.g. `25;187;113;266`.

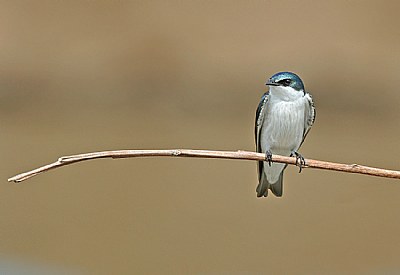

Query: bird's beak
266;81;279;86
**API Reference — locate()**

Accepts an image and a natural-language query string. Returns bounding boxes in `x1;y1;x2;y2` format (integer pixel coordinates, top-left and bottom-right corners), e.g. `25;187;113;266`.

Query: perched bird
255;72;316;197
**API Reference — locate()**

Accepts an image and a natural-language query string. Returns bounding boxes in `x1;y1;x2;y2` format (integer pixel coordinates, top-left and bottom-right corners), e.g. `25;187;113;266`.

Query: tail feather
256;171;284;198
256;172;269;197
270;172;283;197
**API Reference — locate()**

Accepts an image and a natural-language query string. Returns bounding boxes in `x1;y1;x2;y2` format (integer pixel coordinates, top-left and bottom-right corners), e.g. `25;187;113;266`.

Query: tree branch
8;149;400;183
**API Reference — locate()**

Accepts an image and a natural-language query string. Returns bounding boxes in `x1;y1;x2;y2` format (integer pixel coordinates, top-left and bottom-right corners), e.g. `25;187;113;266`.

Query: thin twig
8;149;400;183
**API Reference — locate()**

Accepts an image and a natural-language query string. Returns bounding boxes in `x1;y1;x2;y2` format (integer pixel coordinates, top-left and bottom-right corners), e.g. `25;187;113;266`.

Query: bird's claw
291;151;306;173
265;150;272;167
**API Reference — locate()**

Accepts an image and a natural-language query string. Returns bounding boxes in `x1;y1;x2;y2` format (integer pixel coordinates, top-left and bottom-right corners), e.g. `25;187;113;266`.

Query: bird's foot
291;151;306;173
265;150;273;167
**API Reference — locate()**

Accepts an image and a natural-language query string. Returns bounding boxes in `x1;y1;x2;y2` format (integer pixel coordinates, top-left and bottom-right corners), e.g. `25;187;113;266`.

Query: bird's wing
300;92;316;146
255;92;269;182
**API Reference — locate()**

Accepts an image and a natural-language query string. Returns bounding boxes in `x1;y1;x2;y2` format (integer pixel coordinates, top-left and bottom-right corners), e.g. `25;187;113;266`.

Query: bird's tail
256;171;284;197
256;172;270;197
270;172;283;197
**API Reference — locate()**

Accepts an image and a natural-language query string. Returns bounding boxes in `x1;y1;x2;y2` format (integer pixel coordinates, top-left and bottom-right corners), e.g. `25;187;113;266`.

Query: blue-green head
266;72;305;92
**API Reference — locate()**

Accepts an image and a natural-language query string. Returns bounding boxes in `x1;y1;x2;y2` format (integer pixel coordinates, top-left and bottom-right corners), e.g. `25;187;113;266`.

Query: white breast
259;86;310;183
260;88;308;155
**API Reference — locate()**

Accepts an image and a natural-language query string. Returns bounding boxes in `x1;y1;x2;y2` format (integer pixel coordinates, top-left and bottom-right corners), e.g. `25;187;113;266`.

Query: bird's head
266;72;305;96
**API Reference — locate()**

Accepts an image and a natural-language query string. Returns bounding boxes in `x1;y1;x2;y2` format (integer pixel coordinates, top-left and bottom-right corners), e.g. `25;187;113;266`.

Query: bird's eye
278;79;291;86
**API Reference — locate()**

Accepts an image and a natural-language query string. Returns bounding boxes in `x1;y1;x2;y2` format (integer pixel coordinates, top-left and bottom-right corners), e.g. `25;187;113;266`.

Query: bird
255;71;316;197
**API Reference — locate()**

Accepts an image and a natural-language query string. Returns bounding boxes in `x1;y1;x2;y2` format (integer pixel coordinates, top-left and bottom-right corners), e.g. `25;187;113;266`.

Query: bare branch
8;149;400;183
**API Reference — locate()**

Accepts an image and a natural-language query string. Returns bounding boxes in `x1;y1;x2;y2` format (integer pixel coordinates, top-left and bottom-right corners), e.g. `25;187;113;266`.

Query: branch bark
8;149;400;183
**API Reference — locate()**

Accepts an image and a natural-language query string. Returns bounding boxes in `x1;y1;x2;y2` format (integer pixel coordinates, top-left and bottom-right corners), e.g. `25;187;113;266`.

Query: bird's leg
291;151;306;173
265;150;273;167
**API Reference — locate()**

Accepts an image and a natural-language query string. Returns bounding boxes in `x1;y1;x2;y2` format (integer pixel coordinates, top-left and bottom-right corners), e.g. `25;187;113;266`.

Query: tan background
1;1;400;274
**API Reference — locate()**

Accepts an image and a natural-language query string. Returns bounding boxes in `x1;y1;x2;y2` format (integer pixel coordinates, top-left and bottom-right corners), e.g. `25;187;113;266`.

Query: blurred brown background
1;1;400;274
